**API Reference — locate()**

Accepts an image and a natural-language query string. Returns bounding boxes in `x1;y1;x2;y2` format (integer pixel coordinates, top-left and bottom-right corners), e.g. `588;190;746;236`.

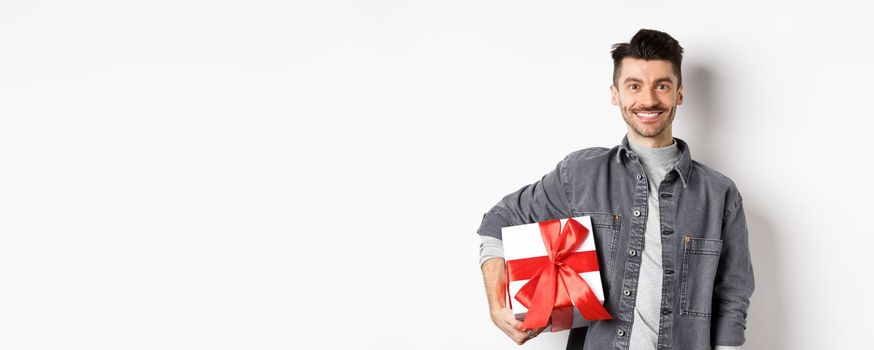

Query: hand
490;307;546;345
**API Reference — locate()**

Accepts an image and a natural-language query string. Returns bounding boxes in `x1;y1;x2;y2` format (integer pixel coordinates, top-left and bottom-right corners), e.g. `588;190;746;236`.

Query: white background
1;1;872;349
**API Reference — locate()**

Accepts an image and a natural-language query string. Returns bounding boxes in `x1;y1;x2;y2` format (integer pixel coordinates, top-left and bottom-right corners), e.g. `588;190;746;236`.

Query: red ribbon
506;218;612;330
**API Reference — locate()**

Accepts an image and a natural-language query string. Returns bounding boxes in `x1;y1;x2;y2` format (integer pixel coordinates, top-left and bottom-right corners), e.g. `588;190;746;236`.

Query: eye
628;83;640;91
656;84;670;90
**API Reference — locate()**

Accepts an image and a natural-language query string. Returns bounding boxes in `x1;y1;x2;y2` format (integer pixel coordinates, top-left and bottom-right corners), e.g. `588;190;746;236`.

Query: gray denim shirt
476;135;754;350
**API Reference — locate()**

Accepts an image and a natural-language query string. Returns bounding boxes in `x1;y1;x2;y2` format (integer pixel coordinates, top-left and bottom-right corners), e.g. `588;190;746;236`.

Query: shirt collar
616;134;693;188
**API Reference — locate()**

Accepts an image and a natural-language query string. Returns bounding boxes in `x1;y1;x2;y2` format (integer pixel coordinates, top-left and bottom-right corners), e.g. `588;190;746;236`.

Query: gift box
502;216;611;332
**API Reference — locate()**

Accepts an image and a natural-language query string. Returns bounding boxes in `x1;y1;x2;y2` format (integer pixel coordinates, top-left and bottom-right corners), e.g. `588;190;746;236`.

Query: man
477;29;754;350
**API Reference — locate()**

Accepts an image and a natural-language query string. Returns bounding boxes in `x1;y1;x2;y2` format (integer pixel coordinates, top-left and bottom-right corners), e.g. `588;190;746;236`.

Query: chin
633;126;666;138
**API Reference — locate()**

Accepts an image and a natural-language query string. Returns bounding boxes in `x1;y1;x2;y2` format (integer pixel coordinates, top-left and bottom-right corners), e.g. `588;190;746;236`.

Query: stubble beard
620;104;676;138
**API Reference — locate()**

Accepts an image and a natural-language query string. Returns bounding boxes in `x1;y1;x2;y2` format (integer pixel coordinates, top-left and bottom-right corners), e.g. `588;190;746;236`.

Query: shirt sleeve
479;235;504;266
711;189;755;346
476;156;575;240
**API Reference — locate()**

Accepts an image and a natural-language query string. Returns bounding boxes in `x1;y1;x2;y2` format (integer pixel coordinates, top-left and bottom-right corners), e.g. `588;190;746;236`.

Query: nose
640;89;659;108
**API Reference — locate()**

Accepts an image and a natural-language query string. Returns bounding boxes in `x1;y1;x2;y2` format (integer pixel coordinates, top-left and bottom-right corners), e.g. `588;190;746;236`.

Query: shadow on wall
680;64;717;160
744;209;786;349
683;64;787;350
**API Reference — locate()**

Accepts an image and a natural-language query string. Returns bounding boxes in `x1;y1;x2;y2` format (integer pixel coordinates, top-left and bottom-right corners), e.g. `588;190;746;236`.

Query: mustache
631;107;667;112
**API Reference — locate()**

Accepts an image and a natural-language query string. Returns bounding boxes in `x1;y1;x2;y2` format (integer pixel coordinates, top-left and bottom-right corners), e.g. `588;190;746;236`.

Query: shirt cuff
479;235;504;266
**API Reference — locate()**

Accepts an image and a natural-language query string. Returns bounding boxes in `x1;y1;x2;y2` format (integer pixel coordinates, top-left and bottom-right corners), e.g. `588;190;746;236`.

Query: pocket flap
684;237;723;254
573;211;620;229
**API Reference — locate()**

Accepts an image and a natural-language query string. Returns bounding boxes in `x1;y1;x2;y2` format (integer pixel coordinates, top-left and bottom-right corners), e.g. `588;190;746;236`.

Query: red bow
506;218;612;330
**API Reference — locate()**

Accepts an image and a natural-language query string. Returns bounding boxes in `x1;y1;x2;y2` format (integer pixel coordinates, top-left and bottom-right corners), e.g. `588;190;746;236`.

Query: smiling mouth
634;110;663;120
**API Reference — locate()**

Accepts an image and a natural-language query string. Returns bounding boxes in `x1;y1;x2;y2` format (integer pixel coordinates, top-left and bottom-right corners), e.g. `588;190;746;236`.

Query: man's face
610;58;684;143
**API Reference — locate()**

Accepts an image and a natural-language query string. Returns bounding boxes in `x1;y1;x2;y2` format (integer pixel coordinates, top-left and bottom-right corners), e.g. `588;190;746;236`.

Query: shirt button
661;308;672;315
617;329;625;337
637;174;643;180
623;289;631;296
633;210;641;217
629;249;637;256
664;268;674;275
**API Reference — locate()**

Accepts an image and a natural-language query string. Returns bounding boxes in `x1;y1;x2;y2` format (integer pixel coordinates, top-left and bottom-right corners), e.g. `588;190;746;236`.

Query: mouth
633;110;664;121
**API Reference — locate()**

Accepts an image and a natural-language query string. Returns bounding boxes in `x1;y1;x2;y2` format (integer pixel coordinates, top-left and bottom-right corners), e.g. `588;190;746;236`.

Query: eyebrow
622;77;675;85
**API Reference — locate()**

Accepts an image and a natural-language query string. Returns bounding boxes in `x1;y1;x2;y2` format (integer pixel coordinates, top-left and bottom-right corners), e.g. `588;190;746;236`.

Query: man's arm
711;190;755;347
477;157;574;344
481;257;537;345
476;156;574;239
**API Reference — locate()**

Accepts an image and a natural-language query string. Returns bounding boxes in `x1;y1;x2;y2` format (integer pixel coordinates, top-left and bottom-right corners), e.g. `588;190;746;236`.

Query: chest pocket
572;211;621;297
680;237;723;318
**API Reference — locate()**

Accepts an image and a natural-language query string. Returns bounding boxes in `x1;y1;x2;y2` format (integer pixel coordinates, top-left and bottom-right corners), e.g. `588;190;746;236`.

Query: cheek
659;96;677;108
617;96;633;108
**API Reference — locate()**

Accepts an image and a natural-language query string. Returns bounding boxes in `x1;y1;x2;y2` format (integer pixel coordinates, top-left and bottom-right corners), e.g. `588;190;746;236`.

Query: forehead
618;58;678;83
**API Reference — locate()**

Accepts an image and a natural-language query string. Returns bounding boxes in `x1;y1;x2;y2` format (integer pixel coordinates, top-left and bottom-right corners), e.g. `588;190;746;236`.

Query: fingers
513;325;547;345
505;319;540;345
507;315;523;332
491;308;546;345
493;312;528;344
502;319;529;345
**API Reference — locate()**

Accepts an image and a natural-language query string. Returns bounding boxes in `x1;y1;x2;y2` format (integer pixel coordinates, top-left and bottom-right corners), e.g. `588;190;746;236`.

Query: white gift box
501;216;606;332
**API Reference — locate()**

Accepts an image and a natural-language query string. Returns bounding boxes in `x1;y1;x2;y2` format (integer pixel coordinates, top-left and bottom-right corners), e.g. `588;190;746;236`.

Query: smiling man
477;29;754;350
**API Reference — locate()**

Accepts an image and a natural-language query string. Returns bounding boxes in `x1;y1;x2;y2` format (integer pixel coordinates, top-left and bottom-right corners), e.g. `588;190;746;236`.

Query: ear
677;84;684;106
610;84;619;106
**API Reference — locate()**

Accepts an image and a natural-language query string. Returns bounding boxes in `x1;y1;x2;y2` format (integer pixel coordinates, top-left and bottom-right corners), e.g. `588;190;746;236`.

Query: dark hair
611;29;684;86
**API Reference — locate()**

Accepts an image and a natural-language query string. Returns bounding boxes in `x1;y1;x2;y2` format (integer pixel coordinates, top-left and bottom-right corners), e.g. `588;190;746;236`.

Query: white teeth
635;112;660;118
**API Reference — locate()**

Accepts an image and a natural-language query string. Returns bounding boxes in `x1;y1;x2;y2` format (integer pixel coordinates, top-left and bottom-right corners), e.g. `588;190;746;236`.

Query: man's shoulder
691;160;743;202
564;145;616;163
691;160;737;187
